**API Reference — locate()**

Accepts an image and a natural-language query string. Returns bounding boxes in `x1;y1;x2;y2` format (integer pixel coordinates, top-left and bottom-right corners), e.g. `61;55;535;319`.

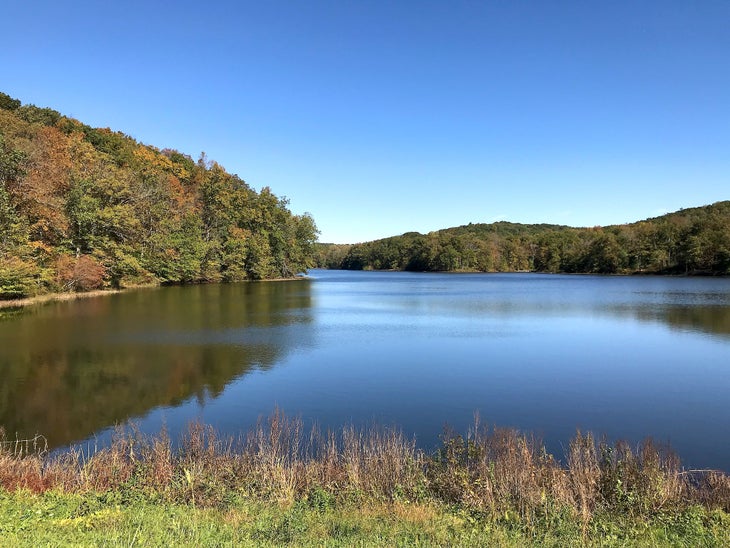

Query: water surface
1;270;729;470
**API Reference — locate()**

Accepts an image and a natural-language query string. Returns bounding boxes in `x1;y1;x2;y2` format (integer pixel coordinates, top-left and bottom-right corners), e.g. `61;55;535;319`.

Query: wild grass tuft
1;410;728;523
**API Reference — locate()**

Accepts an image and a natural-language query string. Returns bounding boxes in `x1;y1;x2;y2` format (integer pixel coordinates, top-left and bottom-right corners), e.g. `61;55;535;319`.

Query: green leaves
145;215;206;283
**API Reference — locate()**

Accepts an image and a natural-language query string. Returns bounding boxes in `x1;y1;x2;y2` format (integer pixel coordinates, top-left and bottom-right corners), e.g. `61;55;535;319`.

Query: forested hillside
0;92;318;299
319;202;730;275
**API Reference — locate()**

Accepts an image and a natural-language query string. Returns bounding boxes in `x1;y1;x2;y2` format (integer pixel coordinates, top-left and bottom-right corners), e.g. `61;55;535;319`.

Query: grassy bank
2;491;728;546
2;412;729;545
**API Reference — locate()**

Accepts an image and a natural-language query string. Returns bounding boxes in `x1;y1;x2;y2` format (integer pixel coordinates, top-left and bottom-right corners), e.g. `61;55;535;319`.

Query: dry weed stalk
1;411;729;519
568;431;600;522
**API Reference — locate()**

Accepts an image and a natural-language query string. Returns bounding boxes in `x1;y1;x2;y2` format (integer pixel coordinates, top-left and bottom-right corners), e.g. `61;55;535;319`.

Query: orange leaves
55;254;106;292
7;125;73;243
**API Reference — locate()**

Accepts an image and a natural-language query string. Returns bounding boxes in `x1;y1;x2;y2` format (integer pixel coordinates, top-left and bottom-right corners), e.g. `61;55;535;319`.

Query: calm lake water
1;270;729;470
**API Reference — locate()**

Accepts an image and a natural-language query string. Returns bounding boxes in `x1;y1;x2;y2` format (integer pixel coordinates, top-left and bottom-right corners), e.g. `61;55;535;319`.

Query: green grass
1;490;729;547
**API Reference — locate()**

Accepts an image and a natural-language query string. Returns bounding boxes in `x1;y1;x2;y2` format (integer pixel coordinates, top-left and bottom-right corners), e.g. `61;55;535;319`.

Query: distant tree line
317;202;730;275
0;92;318;299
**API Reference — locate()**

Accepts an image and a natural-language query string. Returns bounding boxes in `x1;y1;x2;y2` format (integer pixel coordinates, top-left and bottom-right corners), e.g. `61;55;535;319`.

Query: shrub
55;254;106;291
0;256;44;299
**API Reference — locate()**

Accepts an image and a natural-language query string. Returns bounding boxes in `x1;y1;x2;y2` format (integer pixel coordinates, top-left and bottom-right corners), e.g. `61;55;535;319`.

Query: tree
0;141;29;253
56;254;106;291
145;214;205;283
16;104;62;126
585;231;626;273
17;126;72;243
0;256;45;298
0;92;21;111
0;136;37;260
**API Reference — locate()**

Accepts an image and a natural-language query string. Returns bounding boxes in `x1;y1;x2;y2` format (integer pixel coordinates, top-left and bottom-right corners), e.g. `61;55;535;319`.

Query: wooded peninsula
0;92;318;300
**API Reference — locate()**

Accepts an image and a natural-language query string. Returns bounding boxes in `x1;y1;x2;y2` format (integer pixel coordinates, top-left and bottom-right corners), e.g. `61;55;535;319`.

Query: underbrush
1;411;729;545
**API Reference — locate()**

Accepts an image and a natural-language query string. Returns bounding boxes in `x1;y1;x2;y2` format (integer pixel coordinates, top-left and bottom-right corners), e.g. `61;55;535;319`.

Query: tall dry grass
1;413;728;520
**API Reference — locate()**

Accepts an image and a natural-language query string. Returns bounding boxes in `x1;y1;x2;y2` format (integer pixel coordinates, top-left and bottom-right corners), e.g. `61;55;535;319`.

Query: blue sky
3;1;729;243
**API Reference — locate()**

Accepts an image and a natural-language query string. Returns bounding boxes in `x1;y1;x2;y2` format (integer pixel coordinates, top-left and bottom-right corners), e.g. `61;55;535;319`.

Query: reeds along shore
1;411;728;522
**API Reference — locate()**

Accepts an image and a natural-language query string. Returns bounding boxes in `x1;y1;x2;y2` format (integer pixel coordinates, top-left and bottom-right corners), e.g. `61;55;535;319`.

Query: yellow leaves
132;146;190;181
52;507;123;530
228;226;250;241
67;133;107;180
170;163;191;182
133;145;173;171
28;240;53;254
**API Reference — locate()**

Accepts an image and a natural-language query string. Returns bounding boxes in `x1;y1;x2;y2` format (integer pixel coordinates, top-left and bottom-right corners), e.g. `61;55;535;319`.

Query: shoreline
1;413;728;546
0;276;311;310
326;267;728;277
0;288;125;309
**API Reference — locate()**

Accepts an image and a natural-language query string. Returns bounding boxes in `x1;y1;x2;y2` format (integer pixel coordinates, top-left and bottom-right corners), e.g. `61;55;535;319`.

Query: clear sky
3;1;728;243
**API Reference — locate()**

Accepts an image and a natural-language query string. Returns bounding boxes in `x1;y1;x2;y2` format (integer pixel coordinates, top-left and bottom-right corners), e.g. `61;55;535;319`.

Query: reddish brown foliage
56;254;106;291
9;126;72;243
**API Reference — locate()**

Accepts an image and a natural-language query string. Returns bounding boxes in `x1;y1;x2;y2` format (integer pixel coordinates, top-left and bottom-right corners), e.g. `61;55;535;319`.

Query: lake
1;270;729;470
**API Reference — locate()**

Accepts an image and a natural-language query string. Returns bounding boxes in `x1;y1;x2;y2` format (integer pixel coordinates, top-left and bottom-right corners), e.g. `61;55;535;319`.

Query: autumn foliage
55;254;106;291
0;92;318;299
